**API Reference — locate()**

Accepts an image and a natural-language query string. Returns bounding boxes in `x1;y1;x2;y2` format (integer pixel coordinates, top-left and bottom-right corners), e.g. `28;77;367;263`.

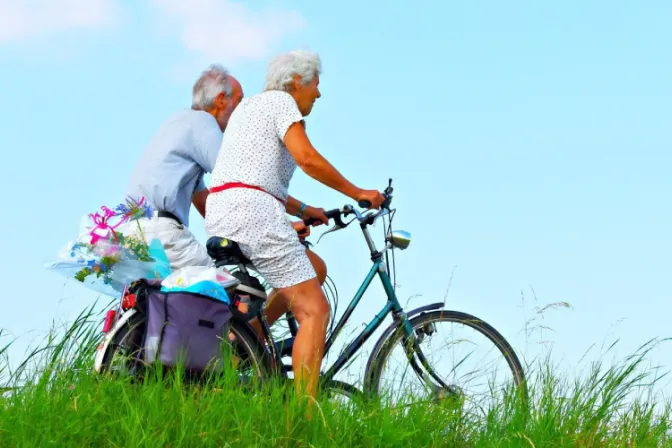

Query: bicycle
95;179;528;412
205;178;528;411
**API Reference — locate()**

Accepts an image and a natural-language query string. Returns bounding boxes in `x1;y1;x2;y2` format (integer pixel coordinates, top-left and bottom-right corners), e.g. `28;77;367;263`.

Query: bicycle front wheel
364;310;528;416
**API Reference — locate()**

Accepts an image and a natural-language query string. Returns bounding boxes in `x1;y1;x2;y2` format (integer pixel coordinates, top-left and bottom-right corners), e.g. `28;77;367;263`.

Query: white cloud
150;0;307;63
0;0;122;42
0;0;306;64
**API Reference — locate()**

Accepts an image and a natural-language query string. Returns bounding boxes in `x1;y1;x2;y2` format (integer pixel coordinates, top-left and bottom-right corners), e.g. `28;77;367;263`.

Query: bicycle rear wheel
99;312;272;386
364;310;528;417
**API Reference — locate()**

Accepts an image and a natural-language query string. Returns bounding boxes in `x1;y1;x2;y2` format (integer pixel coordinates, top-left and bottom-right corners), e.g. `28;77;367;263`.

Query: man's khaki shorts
117;215;213;271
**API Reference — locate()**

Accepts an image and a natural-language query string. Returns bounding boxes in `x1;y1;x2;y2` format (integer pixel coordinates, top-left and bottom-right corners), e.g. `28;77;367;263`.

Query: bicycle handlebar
303;193;392;227
303;208;344;227
303;180;394;228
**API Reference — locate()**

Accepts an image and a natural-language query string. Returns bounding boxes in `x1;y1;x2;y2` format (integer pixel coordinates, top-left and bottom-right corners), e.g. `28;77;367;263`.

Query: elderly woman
205;50;384;400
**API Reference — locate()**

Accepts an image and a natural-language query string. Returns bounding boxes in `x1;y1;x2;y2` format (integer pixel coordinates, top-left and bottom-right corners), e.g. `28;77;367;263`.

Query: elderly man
205;50;384;403
120;64;244;270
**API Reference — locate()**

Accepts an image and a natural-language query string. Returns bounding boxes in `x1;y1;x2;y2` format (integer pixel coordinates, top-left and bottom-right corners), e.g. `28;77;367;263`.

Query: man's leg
117;217;213;270
158;221;214;270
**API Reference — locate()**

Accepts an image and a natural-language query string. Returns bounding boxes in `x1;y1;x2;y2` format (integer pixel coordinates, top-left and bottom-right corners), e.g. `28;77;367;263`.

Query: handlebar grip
303;208;341;226
325;209;342;219
358;200;372;208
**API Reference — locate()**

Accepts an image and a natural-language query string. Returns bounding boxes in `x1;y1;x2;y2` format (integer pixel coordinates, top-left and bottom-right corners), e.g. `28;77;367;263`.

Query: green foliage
1;306;671;447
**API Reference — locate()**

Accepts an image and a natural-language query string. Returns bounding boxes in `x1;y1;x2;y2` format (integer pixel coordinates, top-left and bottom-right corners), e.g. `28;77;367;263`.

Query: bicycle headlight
389;230;411;250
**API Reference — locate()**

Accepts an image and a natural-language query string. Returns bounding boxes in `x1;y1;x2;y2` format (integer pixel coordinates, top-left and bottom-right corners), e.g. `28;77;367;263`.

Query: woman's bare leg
248;248;327;336
275;276;330;401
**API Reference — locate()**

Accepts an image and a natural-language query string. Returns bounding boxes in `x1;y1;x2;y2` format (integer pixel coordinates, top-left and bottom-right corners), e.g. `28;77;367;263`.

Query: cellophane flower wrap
45;197;171;298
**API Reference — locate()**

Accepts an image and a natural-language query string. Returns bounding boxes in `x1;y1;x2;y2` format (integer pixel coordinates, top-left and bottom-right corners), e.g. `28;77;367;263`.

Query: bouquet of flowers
45;197;171;298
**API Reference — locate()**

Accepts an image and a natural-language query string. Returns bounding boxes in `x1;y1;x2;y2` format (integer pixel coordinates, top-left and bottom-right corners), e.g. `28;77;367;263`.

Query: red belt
210;182;285;204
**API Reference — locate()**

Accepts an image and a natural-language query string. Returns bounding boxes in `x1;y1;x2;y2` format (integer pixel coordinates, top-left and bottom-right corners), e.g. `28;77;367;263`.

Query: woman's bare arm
283;122;360;199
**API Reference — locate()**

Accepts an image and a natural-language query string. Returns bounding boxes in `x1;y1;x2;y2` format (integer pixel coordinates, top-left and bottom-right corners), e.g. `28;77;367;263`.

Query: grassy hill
1;306;671;447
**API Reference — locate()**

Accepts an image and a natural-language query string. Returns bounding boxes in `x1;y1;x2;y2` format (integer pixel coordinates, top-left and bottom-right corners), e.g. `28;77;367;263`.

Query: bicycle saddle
206;237;251;267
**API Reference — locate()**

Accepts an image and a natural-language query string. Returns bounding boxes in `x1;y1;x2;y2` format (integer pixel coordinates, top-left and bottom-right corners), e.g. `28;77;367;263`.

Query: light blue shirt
126;109;222;227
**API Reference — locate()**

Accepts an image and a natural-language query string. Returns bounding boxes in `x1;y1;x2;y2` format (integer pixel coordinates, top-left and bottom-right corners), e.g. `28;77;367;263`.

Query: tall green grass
1;301;671;447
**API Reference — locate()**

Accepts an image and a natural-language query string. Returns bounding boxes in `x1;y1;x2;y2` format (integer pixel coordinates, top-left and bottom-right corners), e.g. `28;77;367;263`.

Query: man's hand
292;221;311;239
302;205;329;226
355;189;385;210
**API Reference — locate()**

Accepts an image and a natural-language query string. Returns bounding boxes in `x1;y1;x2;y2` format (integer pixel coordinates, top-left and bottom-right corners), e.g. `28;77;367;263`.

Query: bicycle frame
267;210;416;384
320;254;413;383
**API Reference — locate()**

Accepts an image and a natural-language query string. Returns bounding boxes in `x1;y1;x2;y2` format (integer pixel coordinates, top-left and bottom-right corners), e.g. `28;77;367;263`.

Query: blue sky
1;0;671;390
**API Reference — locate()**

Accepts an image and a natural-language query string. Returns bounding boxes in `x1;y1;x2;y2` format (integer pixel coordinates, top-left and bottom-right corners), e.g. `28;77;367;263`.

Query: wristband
296;202;307;218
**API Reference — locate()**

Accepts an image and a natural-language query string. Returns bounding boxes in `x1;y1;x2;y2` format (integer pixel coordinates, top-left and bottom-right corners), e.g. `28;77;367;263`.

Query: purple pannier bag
141;285;233;373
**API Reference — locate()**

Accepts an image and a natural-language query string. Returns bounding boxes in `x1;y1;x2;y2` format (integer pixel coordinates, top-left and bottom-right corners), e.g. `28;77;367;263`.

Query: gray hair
264;50;322;92
192;64;233;110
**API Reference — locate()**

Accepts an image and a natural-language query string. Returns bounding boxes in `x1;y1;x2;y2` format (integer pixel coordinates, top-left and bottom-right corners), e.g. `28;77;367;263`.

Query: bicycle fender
93;308;137;373
364;302;444;380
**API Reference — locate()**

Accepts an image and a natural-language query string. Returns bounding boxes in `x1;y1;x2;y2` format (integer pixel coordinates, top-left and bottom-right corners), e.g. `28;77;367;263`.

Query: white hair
264;50;322;92
192;64;233;110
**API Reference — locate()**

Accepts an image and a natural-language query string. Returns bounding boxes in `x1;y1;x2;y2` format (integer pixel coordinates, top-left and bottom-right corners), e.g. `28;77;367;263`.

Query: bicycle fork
396;313;461;401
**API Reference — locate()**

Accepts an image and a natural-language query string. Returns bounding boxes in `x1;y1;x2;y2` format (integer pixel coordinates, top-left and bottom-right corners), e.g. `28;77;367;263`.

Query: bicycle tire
98;310;145;380
321;379;362;400
364;310;528;410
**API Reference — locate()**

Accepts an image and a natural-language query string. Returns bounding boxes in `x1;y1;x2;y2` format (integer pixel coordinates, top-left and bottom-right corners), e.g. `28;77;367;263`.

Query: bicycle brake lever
314;217;355;245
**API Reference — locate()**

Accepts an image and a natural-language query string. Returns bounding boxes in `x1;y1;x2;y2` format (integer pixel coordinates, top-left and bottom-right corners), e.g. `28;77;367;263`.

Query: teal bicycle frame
319;254;414;383
270;195;417;384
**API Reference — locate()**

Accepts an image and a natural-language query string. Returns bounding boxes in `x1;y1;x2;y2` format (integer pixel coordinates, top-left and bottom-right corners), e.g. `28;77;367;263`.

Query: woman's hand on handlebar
303;208;342;226
302;205;329;226
355;188;386;210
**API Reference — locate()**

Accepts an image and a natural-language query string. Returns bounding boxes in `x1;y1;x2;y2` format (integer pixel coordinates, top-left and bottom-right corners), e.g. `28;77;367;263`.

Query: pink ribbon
88;206;129;245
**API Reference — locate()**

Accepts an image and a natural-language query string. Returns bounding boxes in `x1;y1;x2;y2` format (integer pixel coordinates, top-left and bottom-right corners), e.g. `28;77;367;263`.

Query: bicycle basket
127;279;234;373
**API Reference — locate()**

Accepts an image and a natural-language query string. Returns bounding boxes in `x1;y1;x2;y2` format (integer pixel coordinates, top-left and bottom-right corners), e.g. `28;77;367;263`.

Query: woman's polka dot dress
205;90;317;289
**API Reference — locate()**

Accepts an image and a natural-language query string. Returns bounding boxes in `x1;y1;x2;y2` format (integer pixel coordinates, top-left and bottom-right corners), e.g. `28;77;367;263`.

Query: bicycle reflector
102;309;116;333
121;292;136;310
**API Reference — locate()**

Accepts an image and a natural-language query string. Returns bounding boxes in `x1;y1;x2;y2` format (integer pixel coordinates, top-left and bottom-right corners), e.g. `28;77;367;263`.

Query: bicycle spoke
368;311;526;417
